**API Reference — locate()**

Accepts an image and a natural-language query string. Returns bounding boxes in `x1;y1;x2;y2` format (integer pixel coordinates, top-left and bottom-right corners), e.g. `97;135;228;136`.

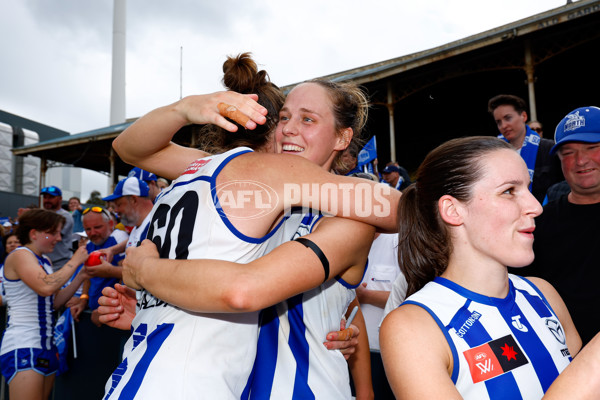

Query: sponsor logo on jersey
181;158;212;175
511;315;529;332
463;335;529;383
455;311;482;338
371;277;392;283
546;319;566;345
35;357;50;369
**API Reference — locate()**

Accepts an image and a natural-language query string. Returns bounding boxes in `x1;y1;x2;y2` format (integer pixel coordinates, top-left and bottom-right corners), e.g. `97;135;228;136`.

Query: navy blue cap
381;165;400;174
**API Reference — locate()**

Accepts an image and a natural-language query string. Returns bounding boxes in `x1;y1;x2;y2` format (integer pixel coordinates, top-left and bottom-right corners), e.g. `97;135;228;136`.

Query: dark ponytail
398;136;513;296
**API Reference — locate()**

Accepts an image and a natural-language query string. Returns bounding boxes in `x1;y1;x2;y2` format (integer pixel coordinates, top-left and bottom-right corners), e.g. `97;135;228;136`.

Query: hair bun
222;52;269;93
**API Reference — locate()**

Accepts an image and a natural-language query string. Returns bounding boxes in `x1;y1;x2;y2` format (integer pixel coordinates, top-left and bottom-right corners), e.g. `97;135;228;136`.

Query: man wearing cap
128;167;162;202
41;185;74;271
513;106;600;346
381;163;411;191
103;177;155;251
488;94;564;203
54;206;129;399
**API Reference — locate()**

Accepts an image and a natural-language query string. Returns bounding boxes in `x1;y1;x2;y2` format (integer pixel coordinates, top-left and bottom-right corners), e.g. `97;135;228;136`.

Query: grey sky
1;0;565;134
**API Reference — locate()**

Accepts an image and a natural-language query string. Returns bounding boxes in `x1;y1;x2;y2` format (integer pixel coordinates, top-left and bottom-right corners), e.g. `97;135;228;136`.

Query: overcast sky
1;0;568;135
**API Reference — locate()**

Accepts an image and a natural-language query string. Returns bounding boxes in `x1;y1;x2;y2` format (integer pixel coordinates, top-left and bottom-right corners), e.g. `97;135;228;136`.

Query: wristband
80;294;89;300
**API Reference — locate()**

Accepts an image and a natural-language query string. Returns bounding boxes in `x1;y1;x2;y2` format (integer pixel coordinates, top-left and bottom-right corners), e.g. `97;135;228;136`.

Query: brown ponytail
398;136;513;296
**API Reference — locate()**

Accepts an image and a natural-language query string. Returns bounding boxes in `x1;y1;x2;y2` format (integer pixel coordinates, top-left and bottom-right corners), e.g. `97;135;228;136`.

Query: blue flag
357;136;377;167
54;308;73;375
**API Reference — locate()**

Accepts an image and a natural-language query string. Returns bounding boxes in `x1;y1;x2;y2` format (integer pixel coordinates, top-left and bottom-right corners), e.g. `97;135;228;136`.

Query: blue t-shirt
85;230;128;310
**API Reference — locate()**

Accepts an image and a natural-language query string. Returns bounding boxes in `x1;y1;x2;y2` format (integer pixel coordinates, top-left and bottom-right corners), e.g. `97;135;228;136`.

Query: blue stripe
447;298;495;393
300;213;314;225
448;299;491;345
139;221;150;242
37;294;48;350
118;323;174;399
448;301;522;400
499;297;559;392
485;375;523;400
246;307;280;399
104;359;128;400
37;255;52;350
517;289;552;318
287;294;314;399
516;276;557;317
337;259;368;289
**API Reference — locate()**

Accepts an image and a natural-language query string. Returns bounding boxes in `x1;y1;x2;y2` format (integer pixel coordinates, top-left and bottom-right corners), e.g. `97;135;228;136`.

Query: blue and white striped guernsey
403;275;572;400
1;247;56;354
244;212;360;399
103;147;295;400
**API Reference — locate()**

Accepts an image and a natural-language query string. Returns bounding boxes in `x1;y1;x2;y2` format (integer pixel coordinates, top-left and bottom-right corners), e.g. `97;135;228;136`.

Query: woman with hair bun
380;136;600;399
99;53;396;399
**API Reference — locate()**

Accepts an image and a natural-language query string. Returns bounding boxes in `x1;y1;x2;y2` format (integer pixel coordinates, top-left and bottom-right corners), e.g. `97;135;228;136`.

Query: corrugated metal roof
12;121;132;154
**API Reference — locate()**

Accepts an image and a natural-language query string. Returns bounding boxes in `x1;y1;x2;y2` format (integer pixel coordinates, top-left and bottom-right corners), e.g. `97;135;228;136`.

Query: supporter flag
357;136;377;167
54;308;73;375
355;136;377;175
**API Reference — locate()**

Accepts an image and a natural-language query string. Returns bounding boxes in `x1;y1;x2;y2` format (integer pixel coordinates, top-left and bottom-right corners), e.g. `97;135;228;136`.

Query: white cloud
0;0;566;134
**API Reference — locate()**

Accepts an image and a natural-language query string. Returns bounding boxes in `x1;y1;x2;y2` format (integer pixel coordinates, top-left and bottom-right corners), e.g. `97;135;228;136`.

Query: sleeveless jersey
245;212;360;399
1;247;56;354
404;275;572;400
104;148;292;400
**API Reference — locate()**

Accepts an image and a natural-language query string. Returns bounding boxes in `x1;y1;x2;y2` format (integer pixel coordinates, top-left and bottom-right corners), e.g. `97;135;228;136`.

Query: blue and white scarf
498;125;540;191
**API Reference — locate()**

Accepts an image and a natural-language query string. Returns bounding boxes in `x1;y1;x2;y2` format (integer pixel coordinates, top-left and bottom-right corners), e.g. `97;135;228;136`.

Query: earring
45;236;49;239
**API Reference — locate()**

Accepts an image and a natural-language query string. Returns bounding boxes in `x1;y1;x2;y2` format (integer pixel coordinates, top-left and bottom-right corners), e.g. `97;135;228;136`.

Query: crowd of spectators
0;168;165;398
1;94;599;399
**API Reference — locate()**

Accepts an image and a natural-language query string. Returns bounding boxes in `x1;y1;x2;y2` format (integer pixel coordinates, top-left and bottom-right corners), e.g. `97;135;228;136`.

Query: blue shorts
0;348;59;383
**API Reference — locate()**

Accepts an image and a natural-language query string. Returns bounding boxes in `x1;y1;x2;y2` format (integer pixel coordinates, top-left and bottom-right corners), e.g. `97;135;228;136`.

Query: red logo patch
182;158;211;175
463;335;529;383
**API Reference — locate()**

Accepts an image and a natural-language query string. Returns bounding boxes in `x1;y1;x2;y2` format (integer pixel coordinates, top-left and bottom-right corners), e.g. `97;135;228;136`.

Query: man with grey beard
102;177;155;257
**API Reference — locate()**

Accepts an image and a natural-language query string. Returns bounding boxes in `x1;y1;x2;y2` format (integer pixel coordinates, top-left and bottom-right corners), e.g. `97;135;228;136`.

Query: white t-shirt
359;233;403;351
